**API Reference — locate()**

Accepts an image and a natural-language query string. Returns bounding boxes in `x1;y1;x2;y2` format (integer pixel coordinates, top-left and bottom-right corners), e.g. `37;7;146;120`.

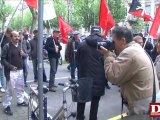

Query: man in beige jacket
100;26;160;115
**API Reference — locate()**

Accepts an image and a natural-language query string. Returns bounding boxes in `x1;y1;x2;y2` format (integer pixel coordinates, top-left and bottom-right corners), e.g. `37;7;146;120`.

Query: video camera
97;40;114;51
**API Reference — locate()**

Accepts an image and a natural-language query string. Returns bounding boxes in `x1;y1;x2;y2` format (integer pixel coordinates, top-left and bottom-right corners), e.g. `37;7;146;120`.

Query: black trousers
32;59;47;81
77;96;101;120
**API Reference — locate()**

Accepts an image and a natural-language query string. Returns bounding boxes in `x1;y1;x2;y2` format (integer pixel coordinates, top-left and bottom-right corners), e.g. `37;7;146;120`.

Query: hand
11;66;17;71
20;50;25;56
55;45;59;53
156;42;160;54
99;46;109;55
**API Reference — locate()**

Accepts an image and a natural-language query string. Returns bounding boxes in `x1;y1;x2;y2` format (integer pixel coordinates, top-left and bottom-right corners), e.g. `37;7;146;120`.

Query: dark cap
33;30;38;34
53;29;60;33
91;25;101;34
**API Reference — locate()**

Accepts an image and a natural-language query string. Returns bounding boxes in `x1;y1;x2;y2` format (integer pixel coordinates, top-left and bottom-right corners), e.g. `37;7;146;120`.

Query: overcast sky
6;0;23;7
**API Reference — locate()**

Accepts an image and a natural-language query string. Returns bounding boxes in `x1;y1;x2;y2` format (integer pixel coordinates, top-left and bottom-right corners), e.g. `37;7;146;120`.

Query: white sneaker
0;88;5;93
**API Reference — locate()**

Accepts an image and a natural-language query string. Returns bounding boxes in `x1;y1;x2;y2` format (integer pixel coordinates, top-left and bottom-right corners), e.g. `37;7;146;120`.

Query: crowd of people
0;28;63;115
0;25;160;120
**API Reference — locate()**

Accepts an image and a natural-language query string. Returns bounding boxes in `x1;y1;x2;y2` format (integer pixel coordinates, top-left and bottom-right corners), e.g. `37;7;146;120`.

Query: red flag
149;5;160;39
143;12;153;21
98;0;115;38
24;0;37;9
129;0;153;21
58;16;73;44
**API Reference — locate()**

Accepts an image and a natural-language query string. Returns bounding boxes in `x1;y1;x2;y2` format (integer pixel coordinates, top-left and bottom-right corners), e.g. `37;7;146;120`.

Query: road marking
27;76;70;83
108;113;128;120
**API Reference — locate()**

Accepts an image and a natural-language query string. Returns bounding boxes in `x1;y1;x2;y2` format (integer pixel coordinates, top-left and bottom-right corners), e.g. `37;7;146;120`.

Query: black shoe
17;101;28;107
53;84;58;87
49;87;56;92
4;106;13;115
43;80;49;83
67;66;70;71
106;84;111;89
24;83;28;87
34;80;37;82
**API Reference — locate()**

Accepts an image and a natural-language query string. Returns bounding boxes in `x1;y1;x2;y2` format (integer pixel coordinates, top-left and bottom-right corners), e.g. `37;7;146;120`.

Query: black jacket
76;34;106;96
0;34;11;49
1;42;26;80
45;36;62;59
29;37;38;60
65;38;80;63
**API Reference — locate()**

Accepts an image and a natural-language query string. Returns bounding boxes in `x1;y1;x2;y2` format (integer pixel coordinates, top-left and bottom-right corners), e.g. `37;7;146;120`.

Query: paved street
0;60;127;120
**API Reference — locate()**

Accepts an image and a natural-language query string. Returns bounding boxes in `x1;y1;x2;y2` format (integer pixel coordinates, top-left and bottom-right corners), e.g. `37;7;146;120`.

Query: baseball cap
72;31;79;35
91;25;101;34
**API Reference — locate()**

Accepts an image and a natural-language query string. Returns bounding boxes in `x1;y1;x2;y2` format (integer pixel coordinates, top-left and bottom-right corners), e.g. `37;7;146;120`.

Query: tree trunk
29;7;38;34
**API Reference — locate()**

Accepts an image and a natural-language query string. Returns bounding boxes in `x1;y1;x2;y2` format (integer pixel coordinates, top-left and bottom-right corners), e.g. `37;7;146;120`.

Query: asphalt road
26;60;127;120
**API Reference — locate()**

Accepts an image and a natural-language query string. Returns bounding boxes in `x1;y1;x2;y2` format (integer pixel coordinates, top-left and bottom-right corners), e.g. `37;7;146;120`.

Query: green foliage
10;14;21;30
69;0;126;29
23;10;32;29
0;0;13;30
49;0;67;27
108;0;126;23
5;0;127;31
10;10;32;30
129;18;145;33
0;4;13;19
71;0;100;29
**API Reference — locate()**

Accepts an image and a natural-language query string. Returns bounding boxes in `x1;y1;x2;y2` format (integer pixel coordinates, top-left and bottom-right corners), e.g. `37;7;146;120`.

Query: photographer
100;26;160;115
76;25;106;120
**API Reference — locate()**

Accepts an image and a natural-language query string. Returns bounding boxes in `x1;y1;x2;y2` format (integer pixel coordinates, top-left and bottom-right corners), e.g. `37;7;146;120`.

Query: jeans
0;67;5;88
23;58;28;84
32;59;47;81
70;60;79;79
77;96;101;120
48;57;58;88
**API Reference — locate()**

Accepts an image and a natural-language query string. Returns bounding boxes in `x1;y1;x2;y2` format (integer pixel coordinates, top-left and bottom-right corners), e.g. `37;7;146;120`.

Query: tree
128;18;145;33
23;10;32;29
71;0;100;30
10;14;21;30
29;7;38;33
49;0;67;28
10;9;32;31
0;0;13;31
108;0;126;23
70;0;126;30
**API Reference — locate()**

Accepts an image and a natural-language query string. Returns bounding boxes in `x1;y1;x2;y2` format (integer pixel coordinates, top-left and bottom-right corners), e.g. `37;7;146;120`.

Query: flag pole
0;0;22;46
143;34;150;49
21;0;24;50
48;20;52;35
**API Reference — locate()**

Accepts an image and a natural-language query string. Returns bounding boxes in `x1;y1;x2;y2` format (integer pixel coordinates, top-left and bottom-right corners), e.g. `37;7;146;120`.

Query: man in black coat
29;30;47;83
76;25;106;120
45;30;62;92
0;28;12;49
